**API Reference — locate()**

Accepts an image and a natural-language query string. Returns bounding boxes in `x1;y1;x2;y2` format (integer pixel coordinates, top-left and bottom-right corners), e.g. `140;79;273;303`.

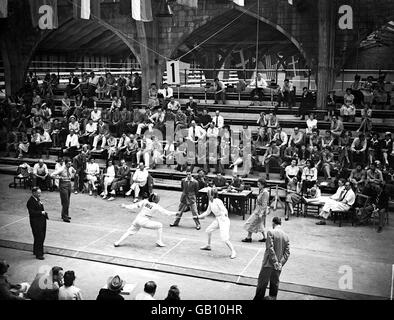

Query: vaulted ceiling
35;18;131;57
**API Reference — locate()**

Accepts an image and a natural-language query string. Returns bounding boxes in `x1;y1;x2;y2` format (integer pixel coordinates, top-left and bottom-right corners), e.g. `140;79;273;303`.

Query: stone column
316;0;336;110
136;20;166;104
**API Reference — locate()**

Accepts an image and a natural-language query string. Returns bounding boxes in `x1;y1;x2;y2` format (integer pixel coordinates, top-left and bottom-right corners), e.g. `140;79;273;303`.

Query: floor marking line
0;217;27;230
77;229;118;252
391;264;394;300
152;238;185;267
236;247;263;283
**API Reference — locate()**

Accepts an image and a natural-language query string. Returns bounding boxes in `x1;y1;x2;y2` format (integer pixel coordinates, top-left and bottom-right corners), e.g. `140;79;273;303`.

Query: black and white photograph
0;0;393;311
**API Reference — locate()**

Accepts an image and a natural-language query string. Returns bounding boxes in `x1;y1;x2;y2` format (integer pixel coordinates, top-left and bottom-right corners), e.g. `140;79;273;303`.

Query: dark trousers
254;267;281;300
59;181;71;219
74;171;85;192
29;216;46;257
173;202;200;226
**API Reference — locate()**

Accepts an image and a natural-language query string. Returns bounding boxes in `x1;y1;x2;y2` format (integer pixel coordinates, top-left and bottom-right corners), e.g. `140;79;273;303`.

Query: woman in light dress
242;178;270;243
198;188;237;259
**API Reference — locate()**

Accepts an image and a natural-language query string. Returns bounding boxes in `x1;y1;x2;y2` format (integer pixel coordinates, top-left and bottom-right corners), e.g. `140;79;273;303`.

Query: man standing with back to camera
254;217;290;300
27;187;48;260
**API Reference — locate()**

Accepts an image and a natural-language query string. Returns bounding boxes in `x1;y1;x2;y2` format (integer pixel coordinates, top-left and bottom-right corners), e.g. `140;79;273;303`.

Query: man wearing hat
254;217;290;300
96;275;125;301
27;187;48;259
114;193;179;248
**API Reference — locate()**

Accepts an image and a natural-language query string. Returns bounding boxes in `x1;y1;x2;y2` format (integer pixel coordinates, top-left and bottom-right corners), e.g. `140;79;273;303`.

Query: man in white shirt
158;83;173;103
136;136;153;169
304;179;356;225
114;194;178;248
306;113;318;135
206;122;219;140
101;160;116;199
64;130;80;157
212;110;224;129
167;96;181;112
187;120;206;143
85;158;100;196
81;119;97;145
135;282;157;300
90;105;101;123
272;127;288;152
32;159;51;190
288;127;304;148
125;163;149;202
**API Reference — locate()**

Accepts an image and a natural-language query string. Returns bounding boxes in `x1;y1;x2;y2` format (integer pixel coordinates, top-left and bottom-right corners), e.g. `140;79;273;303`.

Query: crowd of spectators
0;260;180;300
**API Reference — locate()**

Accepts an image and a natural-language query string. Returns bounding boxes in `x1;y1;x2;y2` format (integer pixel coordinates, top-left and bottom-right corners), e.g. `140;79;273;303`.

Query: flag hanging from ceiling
0;0;8;18
30;0;58;29
233;0;244;6
73;0;101;20
177;0;198;8
132;0;153;22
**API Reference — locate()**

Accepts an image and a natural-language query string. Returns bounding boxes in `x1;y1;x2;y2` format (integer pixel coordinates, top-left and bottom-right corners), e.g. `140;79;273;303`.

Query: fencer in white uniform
198;189;237;259
114;193;178;248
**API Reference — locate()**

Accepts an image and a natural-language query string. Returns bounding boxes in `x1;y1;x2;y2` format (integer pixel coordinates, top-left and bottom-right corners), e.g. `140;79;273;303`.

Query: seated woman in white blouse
301;159;318;193
198;189;236;259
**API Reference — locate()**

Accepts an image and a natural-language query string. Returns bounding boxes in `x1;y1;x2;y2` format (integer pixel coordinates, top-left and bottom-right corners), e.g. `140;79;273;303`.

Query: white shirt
118;136;131;148
158;87;173;99
33;163;48;176
332;187;355;206
124;200;176;219
85;122;97;134
273;132;288;146
105;165;116;178
91;110;101;122
206;127;219;139
285;165;299;177
306;119;318;134
204;199;228;218
249;77;268;88
211;115;224;129
65;134;80;148
135;292;155;300
188;126;206;140
132;169;149;185
86;162;100;176
58;286;82;300
40;131;52;143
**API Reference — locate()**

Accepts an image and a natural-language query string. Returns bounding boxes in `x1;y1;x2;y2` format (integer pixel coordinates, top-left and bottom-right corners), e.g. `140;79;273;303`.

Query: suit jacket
27;196;48;220
116;165;131;181
262;226;290;269
180;178;199;204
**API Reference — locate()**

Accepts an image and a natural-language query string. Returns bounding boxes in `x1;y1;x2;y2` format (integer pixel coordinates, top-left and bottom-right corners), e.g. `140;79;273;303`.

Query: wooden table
198;187;253;220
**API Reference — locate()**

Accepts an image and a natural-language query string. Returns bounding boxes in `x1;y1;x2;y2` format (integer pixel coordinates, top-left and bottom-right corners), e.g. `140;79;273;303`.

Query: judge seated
304;179;356;226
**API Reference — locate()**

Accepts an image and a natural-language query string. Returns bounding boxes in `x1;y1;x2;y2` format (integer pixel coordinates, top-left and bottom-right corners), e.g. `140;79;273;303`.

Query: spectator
167;96;181;112
314;180;356;226
262;140;281;180
64;129;80;158
85;157;100;196
58;271;82;300
249;73;267;104
90;105;101;123
122;136;139;166
358;104;373;133
101;160;116;200
165;285;181;301
96;275;125;301
73;152;87;194
212;110;224;129
135;281;157;300
381;132;393;169
88;72;100;97
326;90;336;120
26;266;64;300
92;119;108;151
330;115;344;139
299;87;314;120
338;131;352;167
213;78;226;105
0;260;29;300
147;83;160;109
185;96;198;114
199;108;212;130
108;159;131;201
266;112;279;142
321;146;335;181
306;113;318;136
136;135;153;169
301;160;318;193
285;177;302;219
158;83;173;105
350;134;367;166
32;159;51;190
288;127;304;148
125;163;149;202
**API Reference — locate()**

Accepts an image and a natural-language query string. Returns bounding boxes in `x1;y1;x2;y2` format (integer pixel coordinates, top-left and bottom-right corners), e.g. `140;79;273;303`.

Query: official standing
51;159;75;223
170;169;201;230
254;217;290;300
27;187;48;260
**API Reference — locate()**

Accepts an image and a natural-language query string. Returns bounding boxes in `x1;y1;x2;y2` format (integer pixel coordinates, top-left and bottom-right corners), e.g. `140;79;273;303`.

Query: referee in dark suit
27;187;48;260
